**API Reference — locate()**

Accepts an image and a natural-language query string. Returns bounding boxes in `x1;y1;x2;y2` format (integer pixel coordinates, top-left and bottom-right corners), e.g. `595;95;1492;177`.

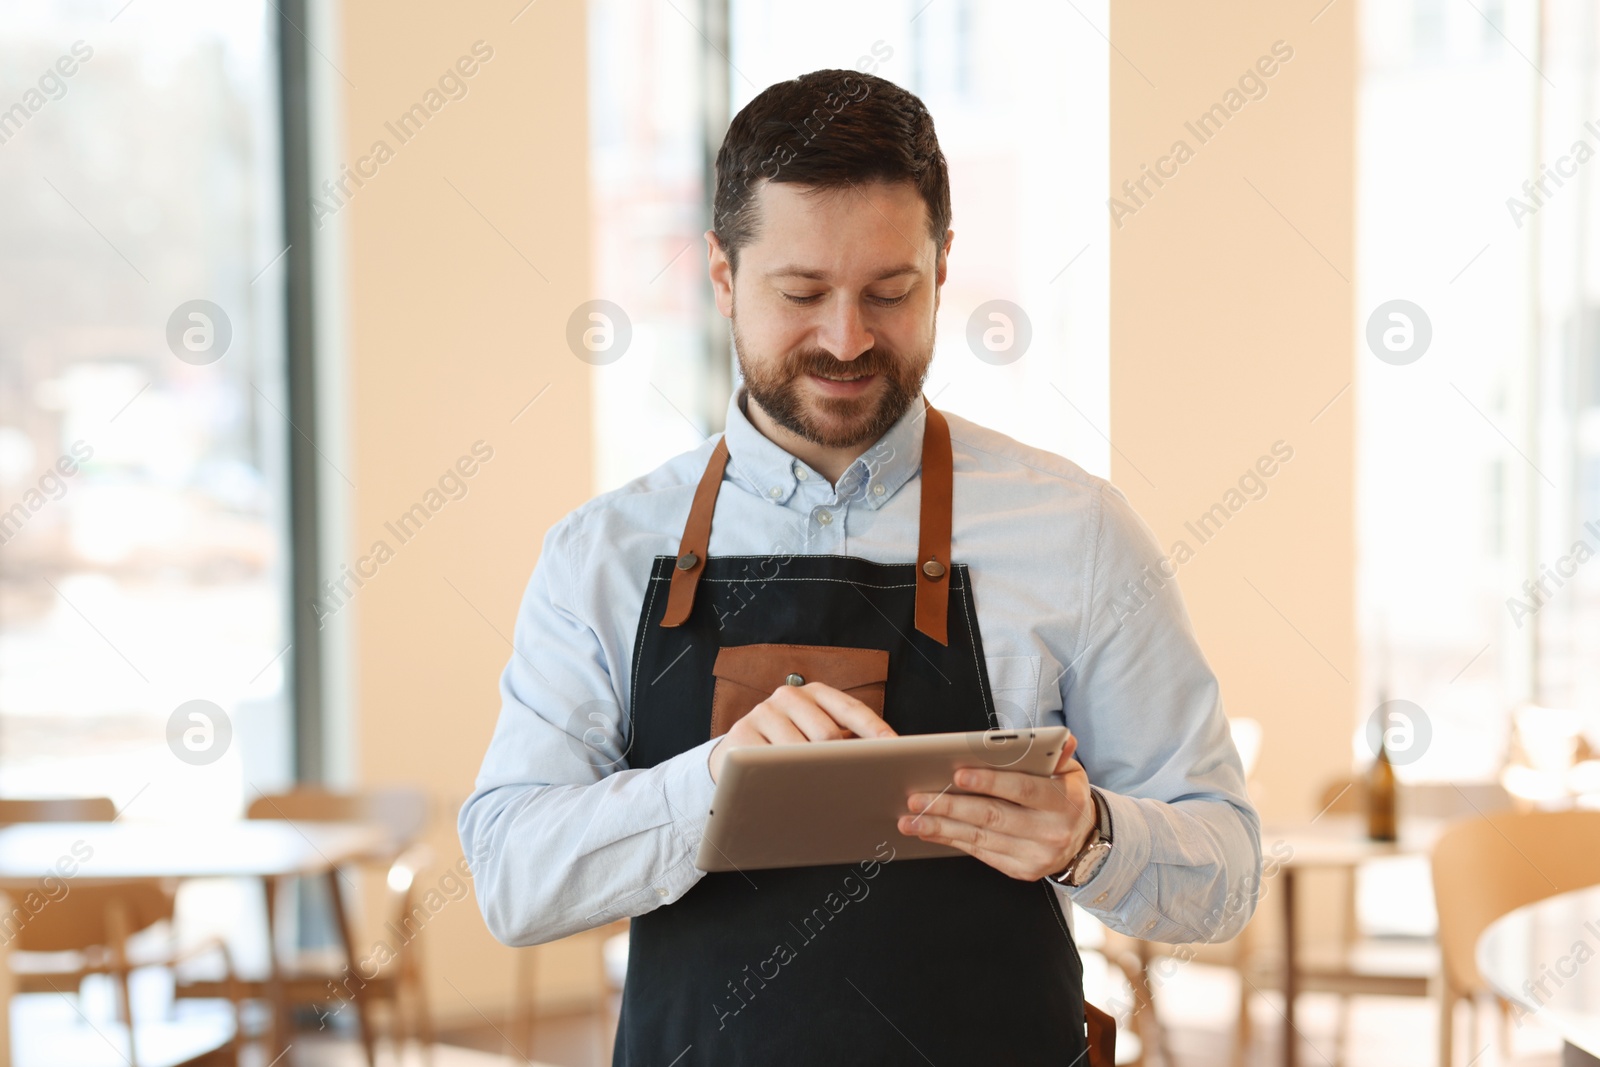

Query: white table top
0;820;390;886
1477;884;1600;1058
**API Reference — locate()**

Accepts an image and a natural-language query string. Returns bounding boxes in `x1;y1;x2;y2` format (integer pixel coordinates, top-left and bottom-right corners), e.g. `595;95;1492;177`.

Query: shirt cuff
1067;787;1151;917
660;735;720;851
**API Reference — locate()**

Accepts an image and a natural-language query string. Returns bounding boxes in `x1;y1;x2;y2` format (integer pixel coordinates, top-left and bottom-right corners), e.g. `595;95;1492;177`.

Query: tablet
694;726;1071;872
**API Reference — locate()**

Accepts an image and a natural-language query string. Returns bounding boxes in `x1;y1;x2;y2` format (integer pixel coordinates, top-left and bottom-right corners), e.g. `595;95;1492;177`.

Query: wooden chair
243;786;432;1064
0;796;118;823
1431;808;1600;1067
0;794;242;1065
4;881;240;1067
1226;778;1514;1067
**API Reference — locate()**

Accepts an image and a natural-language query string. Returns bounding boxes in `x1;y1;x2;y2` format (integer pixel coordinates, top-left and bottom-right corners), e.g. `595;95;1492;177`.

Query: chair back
1431;808;1600;996
246;786;427;850
6;882;173;955
0;797;116;824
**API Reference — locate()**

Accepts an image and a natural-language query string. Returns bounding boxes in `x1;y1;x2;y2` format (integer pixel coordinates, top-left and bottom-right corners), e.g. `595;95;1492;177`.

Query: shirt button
872;483;885;496
1144;919;1157;932
768;486;782;498
656;887;668;897
794;465;808;481
1094;893;1107;905
816;510;833;525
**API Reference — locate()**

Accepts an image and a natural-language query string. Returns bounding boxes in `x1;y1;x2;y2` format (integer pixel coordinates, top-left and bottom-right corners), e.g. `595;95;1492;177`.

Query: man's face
710;179;951;450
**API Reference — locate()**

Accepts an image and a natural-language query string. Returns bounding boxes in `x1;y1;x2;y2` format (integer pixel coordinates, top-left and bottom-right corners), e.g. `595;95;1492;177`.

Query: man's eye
782;293;823;306
872;293;910;307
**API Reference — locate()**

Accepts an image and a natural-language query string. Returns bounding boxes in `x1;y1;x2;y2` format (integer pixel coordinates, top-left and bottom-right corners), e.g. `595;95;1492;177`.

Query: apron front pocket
708;643;889;737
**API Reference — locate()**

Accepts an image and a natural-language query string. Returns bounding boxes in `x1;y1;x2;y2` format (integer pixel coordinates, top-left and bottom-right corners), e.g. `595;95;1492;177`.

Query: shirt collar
721;382;928;511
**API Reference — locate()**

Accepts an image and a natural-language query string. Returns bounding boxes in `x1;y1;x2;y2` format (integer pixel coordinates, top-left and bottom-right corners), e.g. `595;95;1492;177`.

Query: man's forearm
460;736;719;946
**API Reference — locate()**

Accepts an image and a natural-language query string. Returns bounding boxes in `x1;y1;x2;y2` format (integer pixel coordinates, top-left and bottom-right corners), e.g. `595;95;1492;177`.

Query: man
461;68;1260;1065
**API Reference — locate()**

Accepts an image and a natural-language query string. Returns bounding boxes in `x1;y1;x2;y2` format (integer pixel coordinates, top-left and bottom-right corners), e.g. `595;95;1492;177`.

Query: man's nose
816;297;874;362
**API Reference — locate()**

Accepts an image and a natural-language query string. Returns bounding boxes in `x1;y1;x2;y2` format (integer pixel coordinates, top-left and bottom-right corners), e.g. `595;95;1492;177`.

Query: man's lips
806;371;877;395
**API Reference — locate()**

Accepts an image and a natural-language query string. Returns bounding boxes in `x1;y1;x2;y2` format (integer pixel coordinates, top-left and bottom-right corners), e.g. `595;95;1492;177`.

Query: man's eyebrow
764;263;922;282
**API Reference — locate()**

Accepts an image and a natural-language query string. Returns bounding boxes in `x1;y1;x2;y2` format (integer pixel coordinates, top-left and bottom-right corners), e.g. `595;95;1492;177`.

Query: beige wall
336;0;598;1023
1109;0;1358;823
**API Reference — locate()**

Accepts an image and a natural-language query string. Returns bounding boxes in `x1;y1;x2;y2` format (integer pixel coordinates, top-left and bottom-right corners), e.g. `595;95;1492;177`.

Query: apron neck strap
659;396;953;646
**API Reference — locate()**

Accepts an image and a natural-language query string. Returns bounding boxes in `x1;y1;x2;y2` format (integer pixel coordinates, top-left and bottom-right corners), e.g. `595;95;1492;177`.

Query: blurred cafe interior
2;0;1600;1065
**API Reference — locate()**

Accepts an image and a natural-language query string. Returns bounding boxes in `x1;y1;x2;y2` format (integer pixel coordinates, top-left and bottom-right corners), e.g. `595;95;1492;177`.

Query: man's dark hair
712;69;950;274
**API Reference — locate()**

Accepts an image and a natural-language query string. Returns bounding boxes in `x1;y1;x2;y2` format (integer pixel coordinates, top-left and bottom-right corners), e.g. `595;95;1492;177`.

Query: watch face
1068;841;1112;887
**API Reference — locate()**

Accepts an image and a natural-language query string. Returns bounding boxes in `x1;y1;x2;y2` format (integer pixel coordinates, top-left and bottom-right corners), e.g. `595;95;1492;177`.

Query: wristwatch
1048;786;1113;888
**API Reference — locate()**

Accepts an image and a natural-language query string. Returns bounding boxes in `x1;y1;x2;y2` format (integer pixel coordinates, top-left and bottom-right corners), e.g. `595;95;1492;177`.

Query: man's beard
732;315;933;450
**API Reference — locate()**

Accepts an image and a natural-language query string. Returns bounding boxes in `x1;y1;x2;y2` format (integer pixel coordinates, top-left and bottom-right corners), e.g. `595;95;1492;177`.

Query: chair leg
1496;995;1512;1061
105;900;141;1067
1437;987;1455;1067
1233;967;1252;1067
511;948;536;1064
1332;992;1350;1067
411;943;436;1067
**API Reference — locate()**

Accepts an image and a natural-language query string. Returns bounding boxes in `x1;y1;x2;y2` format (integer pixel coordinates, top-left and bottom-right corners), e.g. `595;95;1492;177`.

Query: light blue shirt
460;384;1262;947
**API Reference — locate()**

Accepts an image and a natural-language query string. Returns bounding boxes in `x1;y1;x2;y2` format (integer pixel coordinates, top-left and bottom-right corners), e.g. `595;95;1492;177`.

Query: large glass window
1358;0;1600;786
0;1;294;818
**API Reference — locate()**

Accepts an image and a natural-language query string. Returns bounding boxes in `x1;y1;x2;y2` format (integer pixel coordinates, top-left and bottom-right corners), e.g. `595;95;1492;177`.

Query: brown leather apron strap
913;400;952;647
659;435;730;628
660;396;954;646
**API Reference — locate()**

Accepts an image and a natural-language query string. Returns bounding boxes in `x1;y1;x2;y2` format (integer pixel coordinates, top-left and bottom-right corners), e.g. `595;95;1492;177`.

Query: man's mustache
787;352;896;378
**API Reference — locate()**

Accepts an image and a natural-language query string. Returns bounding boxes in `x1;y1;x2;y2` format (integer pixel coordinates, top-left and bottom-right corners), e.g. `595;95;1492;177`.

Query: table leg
0;892;13;1067
325;869;377;1067
262;875;290;1062
1282;866;1298;1067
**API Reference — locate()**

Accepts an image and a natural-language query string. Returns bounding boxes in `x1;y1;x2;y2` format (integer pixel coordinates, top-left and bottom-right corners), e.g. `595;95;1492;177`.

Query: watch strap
1092;786;1112;844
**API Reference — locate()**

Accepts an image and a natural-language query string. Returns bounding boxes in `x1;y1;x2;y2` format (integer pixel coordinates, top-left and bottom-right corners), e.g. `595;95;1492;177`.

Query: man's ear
706;230;735;319
936;228;953;288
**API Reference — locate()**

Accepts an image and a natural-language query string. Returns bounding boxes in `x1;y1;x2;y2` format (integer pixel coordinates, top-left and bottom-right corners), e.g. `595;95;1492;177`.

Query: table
1262;815;1445;1067
1478;884;1600;1065
0;820;392;1066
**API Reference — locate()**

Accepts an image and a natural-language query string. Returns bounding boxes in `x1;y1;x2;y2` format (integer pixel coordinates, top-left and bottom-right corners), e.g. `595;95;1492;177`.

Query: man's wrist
1049;786;1112;886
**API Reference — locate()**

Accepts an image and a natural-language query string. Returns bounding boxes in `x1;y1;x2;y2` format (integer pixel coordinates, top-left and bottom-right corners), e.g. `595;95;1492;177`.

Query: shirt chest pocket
984;654;1042;728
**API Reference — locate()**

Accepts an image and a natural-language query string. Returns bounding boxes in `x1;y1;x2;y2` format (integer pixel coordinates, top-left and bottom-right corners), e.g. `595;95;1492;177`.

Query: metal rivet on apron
922;558;946;579
676;552;699;571
785;673;805;686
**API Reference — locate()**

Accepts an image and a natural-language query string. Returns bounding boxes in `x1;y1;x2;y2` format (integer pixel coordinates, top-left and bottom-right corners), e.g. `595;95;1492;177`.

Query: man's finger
778;700;851;743
1054;732;1079;773
956;761;1087;809
751;712;809;746
906;791;1048;839
897;812;1036;866
796;682;897;738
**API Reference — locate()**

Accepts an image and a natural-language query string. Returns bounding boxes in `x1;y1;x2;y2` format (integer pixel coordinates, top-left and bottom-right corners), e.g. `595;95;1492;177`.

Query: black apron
613;397;1105;1066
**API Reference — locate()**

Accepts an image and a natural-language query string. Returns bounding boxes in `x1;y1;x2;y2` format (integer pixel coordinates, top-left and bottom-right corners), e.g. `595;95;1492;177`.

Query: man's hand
896;732;1096;881
708;682;897;783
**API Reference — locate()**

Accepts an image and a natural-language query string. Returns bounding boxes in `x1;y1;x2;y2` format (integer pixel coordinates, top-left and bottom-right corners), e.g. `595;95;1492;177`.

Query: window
0;1;295;818
1357;0;1600;780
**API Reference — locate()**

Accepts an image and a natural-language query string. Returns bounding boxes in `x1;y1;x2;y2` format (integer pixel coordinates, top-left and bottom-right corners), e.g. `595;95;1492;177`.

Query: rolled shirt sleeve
458;515;717;947
1059;482;1263;944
